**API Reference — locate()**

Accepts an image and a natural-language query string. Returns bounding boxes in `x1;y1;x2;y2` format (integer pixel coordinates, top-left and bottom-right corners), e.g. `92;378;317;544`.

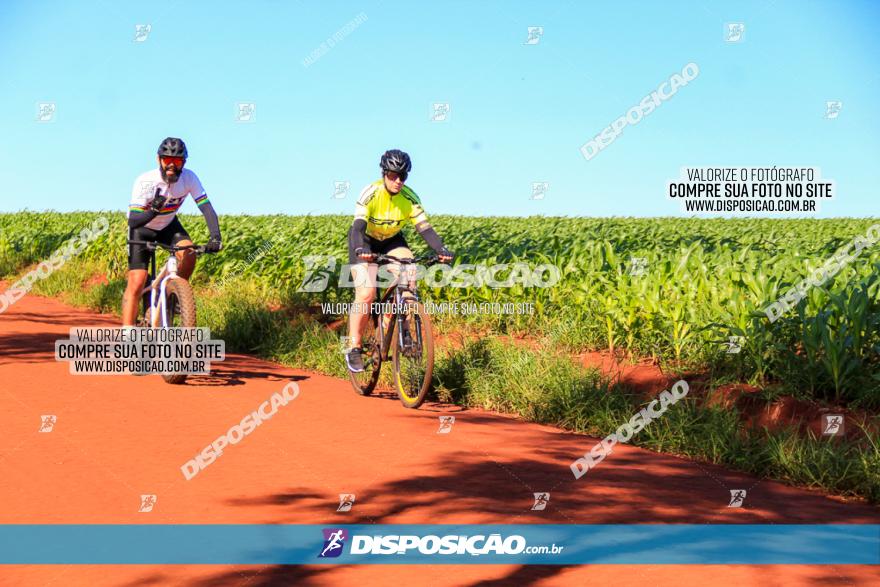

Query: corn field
1;212;878;407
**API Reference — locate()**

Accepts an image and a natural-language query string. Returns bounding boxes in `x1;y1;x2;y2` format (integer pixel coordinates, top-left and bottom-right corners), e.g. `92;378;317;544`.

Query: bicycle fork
141;255;179;328
394;288;423;354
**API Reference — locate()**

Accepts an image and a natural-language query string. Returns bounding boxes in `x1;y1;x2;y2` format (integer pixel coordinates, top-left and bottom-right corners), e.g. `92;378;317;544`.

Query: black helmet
380;149;412;174
157;137;188;159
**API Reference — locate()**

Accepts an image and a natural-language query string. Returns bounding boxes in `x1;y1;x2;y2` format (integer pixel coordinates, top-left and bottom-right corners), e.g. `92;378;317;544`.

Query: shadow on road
0;310;116;328
0;331;62;364
143;448;879;586
0;330;309;390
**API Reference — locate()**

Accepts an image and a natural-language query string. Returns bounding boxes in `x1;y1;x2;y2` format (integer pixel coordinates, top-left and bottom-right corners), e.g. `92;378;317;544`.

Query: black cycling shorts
128;217;191;270
347;225;409;265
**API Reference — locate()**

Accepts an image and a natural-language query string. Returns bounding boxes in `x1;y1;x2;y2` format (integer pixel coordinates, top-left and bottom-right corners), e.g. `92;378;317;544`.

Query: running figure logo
628;257;648;277
822;414;844;436
39;415;57;432
332;181;351;199
431;103;451;122
725;336;744;354
139;494;157;512
437;415;455;434
824;101;843;119
139;181;159;199
337;493;355;512
727;489;747;508
318;528;348;558
36;102;56;123
133;24;152;42
725;23;745;43
530;182;549;200
235;102;256;123
524;26;544;45
298;255;338;293
531;492;550;511
298;255;337;293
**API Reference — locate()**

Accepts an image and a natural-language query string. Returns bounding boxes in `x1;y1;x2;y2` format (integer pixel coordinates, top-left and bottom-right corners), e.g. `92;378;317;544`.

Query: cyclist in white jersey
121;137;222;326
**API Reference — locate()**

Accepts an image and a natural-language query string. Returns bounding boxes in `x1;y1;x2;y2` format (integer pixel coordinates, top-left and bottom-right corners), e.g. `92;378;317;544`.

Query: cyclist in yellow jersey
345;149;453;372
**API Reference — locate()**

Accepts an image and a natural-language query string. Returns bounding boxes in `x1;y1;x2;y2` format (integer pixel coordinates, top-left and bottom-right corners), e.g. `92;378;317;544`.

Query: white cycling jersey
128;168;210;231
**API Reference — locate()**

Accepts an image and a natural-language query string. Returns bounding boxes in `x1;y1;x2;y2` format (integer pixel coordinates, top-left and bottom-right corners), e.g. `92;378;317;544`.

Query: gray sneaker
345;347;365;373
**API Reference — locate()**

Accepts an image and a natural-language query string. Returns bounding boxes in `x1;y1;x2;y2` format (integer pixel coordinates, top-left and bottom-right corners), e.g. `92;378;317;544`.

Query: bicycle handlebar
374;253;441;265
127;240;214;255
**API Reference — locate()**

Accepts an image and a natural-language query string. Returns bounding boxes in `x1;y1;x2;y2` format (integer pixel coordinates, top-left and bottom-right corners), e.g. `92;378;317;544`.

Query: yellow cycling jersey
354;180;429;240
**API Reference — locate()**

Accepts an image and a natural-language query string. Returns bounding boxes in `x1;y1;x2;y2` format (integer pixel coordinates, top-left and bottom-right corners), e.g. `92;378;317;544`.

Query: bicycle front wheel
161;278;196;384
392;301;434;409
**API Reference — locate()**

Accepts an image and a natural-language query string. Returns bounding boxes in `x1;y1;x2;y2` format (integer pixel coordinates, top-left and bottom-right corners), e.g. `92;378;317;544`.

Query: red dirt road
0;292;877;586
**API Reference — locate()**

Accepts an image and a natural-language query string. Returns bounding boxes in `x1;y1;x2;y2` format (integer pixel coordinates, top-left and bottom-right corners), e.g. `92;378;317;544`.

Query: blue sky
1;0;878;217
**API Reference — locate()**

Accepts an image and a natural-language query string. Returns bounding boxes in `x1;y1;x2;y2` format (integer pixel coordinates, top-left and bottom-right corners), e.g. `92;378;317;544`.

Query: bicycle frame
145;254;179;328
373;258;426;360
129;240;201;328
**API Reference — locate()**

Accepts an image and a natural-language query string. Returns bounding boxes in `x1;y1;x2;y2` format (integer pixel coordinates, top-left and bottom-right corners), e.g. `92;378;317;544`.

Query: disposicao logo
319;528;348;558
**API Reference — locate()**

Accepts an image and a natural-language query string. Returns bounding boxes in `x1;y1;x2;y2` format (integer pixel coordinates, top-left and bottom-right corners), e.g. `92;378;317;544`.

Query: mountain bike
128;239;215;384
349;254;437;409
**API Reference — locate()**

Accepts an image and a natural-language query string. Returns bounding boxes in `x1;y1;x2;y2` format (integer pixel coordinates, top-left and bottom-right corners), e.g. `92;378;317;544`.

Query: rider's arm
128;208;159;229
188;173;221;241
350;218;368;253
415;221;446;253
351;184;376;255
197;199;222;241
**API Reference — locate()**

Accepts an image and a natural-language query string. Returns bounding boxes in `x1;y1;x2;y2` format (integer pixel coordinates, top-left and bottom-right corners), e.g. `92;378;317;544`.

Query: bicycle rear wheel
349;314;382;395
392;301;434;409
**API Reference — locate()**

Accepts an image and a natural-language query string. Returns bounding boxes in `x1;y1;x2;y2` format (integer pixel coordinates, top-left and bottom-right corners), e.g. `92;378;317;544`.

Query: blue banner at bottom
1;525;877;565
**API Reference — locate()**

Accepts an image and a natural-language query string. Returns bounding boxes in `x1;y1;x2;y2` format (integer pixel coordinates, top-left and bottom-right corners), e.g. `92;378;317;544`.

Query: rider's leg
347;263;377;348
379;246;415;337
123;229;153;326
166;219;195;279
174;239;196;279
122;270;148;326
386;245;415;301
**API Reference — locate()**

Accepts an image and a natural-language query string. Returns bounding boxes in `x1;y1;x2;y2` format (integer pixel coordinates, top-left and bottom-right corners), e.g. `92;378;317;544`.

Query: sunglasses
386;171;408;182
160;156;185;168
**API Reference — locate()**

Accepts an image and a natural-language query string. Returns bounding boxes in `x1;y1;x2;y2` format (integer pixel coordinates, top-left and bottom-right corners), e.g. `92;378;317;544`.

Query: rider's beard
161;165;181;183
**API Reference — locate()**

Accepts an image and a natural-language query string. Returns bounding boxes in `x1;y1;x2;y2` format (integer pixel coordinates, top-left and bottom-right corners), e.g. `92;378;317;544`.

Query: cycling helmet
380;149;412;174
157;137;188;159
